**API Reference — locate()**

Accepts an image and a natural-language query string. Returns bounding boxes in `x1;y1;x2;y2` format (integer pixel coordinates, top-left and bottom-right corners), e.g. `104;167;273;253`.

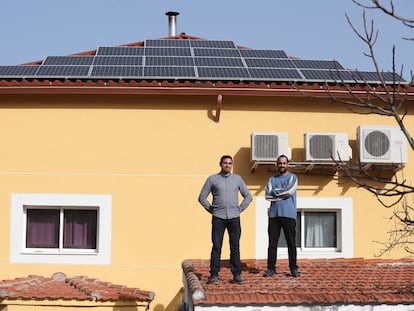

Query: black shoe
263;269;275;277
233;274;246;284
207;275;219;284
291;269;301;277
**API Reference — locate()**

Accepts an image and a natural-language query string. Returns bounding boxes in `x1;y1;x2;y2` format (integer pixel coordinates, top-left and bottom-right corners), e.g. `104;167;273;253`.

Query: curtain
305;212;336;247
26;209;59;248
63;210;97;249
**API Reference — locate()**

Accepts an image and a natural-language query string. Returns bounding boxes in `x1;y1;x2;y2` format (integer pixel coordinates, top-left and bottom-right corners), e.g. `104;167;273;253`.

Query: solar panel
145;39;190;47
91;66;143;77
244;58;295;68
97;47;144;56
36;66;90;77
43;56;94;66
189;40;236;48
145;47;192;57
0;66;39;76
300;69;355;81
145;56;194;66
240;49;288;58
93;56;143;66
248;68;302;80
352;71;403;82
144;66;196;77
193;48;240;58
0;39;397;85
293;60;344;70
194;57;244;67
197;67;250;79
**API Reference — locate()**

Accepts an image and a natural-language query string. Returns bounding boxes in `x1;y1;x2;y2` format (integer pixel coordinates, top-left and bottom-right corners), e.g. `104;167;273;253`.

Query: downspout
215;94;222;123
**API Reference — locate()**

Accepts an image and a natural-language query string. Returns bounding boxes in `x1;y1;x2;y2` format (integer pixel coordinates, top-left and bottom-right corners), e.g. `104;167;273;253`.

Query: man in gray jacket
198;155;252;284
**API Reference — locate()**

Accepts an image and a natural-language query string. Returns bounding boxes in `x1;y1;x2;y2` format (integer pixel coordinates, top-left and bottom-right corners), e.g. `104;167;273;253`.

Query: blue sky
1;1;412;78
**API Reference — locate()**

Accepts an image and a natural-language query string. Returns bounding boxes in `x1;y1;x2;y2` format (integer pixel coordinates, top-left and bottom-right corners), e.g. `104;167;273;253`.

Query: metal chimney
165;11;179;36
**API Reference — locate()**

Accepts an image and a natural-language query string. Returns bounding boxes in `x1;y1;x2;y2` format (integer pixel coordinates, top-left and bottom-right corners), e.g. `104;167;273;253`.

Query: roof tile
182;258;414;306
0;272;155;303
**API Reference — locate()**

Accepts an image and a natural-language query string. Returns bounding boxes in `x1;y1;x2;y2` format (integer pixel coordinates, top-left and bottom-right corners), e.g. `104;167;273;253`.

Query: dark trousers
267;217;298;271
210;216;241;276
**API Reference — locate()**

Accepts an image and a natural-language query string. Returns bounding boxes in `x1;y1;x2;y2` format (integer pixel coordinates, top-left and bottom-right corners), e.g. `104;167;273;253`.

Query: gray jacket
198;173;252;219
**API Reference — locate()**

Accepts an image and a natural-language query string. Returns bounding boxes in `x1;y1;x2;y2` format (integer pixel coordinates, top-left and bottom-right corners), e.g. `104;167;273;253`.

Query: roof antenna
165;11;179;36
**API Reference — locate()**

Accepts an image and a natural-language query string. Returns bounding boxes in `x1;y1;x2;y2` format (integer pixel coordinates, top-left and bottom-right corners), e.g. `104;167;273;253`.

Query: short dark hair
220;155;233;164
277;154;289;163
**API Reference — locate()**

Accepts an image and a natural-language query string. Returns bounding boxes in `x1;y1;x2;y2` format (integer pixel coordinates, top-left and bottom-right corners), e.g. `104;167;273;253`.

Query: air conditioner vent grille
254;135;279;159
363;130;390;158
309;135;334;159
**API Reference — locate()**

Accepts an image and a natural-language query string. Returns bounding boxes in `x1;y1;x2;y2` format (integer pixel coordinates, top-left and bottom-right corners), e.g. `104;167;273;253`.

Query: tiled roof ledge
182;260;205;301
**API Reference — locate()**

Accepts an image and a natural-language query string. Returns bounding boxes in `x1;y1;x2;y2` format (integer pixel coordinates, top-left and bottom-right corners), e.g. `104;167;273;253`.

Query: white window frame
10;193;112;265
255;197;353;259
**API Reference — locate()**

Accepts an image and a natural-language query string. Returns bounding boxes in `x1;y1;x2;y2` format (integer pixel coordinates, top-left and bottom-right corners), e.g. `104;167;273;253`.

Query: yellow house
0;31;413;310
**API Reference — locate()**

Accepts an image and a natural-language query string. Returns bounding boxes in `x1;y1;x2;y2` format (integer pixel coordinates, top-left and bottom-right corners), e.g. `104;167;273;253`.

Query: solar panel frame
144;47;192;57
144;66;196;78
145;39;190;47
145;56;194;66
193;48;241;58
35;66;90;77
96;46;144;56
293;59;344;70
239;49;288;58
197;67;250;79
300;69;355;81
0;66;39;76
90;66;143;77
43;56;94;66
244;58;296;68
248;68;302;80
194;57;244;67
93;56;143;66
189;40;236;48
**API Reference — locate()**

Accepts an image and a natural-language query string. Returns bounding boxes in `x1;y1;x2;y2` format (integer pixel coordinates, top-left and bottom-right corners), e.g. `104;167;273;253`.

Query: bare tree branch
352;0;414;36
293;1;414;255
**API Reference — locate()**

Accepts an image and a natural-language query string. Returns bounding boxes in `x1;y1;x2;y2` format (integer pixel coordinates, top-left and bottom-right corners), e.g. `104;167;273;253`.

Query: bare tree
294;0;414;255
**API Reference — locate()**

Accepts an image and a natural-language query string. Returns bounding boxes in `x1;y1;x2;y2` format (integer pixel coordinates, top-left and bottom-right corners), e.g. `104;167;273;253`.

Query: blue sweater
198;173;252;220
265;172;297;219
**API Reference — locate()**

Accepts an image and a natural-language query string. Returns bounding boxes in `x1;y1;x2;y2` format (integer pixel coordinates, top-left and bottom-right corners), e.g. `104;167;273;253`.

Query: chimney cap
165;11;179;16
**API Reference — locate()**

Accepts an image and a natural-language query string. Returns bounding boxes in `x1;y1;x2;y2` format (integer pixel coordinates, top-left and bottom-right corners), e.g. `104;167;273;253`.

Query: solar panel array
0;39;402;83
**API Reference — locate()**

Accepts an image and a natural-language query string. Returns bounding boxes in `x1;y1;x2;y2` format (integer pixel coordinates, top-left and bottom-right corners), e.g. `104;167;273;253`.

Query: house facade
0;34;413;310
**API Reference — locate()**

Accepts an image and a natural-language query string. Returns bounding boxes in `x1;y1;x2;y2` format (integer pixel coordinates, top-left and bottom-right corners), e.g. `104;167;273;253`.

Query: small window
11;194;111;264
255;197;353;259
26;207;97;250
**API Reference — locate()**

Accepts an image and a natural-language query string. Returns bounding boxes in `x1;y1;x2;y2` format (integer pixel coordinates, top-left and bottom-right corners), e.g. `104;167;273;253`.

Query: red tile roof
0;272;155;302
182;258;414;306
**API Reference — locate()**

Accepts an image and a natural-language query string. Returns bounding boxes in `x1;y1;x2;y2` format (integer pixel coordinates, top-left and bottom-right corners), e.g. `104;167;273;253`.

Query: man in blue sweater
198;155;252;284
263;154;300;277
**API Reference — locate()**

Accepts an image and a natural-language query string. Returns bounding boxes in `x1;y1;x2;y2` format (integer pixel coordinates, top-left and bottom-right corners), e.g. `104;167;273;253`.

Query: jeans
210;216;241;276
267;217;298;271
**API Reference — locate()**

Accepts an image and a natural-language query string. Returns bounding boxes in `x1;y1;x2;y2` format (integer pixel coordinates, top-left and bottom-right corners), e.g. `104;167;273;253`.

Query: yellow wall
0;93;412;311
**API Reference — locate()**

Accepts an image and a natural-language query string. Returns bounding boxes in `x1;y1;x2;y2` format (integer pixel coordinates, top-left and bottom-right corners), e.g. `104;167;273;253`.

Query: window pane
278;212;301;247
305;212;336;247
63;210;97;249
26;209;59;248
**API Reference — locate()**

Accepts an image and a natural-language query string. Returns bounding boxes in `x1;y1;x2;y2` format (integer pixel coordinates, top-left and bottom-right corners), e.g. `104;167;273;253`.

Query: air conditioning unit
357;125;407;164
304;132;352;161
251;132;291;162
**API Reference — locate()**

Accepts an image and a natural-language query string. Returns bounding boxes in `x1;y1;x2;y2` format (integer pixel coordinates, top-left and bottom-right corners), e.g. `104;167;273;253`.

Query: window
11;194;112;264
26;207;97;250
255;197;353;259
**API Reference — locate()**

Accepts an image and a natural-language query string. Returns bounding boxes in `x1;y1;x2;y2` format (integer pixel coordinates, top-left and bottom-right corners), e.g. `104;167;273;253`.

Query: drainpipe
165;11;179;36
